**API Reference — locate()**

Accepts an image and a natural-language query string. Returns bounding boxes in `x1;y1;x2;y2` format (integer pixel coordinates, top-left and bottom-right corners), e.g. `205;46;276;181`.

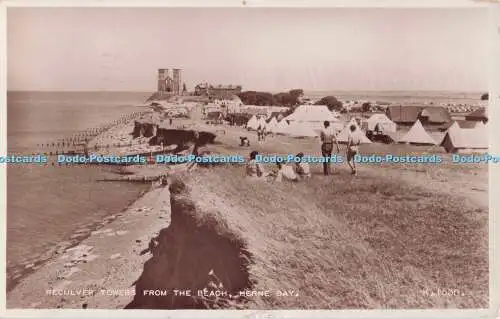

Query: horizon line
6;89;488;93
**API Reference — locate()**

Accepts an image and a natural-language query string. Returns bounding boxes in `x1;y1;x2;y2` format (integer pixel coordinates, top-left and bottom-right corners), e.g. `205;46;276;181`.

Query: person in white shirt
346;124;362;176
246;150;270;179
294;152;311;179
274;162;298;182
320;121;340;176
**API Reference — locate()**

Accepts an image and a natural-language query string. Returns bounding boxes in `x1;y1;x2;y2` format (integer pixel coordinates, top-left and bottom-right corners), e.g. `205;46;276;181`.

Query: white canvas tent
282;121;319;138
265;117;279;132
336;118;372;144
284;105;340;123
246;115;259;130
257;117;267;129
274;119;289;135
399;120;436;145
366;113;397;133
440;121;488;153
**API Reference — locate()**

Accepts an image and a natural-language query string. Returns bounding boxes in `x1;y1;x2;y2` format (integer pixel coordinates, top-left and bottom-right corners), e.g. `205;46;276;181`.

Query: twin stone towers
157;68;183;95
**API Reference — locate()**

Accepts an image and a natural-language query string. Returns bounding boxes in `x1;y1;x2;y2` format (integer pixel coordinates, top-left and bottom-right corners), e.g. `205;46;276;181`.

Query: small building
386;105;425;125
386;105;452;126
194;83;243;97
465;107;488;123
226;113;252;126
439;120;478;131
418;107;452;125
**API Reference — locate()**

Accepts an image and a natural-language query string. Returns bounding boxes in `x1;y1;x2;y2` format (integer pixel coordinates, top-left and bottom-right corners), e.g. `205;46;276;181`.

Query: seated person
240;136;250;146
274;162;299;182
294;152;311;179
246;151;269;179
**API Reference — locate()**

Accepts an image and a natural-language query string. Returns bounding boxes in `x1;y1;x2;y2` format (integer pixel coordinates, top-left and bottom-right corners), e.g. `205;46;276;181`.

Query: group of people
246;150;311;182
320;120;361;175
246;120;362;179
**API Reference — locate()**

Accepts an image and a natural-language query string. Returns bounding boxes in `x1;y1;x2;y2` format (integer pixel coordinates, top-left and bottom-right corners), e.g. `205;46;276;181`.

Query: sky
6;7;492;92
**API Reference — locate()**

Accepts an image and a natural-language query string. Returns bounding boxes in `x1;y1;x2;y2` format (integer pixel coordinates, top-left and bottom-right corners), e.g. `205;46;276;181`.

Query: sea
4;90;485;291
6;91;152;291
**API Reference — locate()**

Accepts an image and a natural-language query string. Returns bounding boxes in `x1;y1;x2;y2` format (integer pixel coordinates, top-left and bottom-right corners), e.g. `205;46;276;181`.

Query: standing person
320;121;340;176
346;124;361;175
257;126;263;142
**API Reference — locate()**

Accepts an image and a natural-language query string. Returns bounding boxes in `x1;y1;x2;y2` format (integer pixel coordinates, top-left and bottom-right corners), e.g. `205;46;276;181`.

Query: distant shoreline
6;89;486;94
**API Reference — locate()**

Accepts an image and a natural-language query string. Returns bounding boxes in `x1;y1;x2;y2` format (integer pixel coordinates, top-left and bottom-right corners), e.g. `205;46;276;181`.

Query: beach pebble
116;230;128;236
24;263;35;269
110;253;121;260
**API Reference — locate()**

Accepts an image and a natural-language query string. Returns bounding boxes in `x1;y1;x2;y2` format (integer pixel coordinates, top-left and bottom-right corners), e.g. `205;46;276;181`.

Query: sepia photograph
2;1;499;316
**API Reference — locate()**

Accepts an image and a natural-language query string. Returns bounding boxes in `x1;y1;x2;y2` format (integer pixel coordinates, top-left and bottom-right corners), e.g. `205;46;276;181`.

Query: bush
481;93;489;101
237;91;276;106
289;89;304;100
274;92;299;107
238;88;303;107
315;96;343;112
362;102;372;113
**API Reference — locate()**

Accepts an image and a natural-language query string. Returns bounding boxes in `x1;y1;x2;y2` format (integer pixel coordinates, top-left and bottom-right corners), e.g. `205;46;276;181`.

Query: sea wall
126;177;253;309
151;129;216;148
133;120;217;151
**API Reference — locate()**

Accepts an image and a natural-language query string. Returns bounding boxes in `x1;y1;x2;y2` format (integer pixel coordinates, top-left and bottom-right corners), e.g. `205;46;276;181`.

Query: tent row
246;104;344;133
247;115;373;144
244;105;488;153
393;119;488;152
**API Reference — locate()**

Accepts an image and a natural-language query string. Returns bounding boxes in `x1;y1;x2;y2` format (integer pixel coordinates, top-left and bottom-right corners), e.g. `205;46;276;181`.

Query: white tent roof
474;121;486;130
257;117;267;129
274;119;289;134
266;117;279;132
282;121;319;137
441;121;488;150
400;120;436;145
366;113;397;132
336;118;372;144
246;115;259;130
284;105;340;122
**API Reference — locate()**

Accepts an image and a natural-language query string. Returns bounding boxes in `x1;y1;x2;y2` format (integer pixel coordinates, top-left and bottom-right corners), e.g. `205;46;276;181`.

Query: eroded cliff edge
126;176;254;309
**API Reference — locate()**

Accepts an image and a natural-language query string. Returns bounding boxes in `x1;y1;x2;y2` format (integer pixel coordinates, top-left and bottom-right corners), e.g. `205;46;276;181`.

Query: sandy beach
6;183;171;309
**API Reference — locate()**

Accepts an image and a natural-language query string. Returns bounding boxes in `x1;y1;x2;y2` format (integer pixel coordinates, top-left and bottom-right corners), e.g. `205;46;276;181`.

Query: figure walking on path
320;121;340;176
346;124;361;176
